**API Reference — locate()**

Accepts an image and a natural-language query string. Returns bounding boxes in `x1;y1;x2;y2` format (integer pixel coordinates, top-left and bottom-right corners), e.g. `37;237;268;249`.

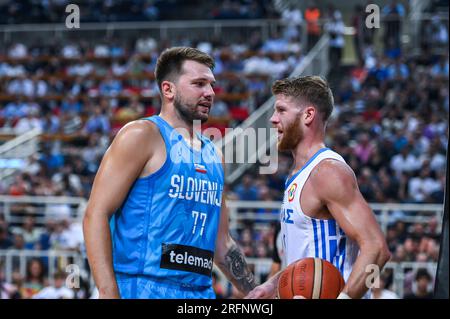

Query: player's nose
204;84;215;98
270;112;279;125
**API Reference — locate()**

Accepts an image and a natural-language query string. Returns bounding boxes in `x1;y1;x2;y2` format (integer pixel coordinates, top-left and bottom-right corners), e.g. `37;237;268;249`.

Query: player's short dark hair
272;75;334;123
155;47;215;92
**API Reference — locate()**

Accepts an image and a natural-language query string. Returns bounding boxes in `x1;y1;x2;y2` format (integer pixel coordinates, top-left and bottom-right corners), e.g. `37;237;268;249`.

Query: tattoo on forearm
223;245;256;293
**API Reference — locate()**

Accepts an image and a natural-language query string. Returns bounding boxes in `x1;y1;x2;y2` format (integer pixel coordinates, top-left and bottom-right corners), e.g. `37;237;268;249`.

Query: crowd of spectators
0;32;304;135
0;0;278;24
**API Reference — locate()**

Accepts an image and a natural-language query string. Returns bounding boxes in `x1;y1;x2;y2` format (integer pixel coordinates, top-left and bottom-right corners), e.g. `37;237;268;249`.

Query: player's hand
245;280;277;299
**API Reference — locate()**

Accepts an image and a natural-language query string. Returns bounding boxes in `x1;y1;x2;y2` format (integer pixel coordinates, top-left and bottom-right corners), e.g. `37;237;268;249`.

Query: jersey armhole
138;117;171;180
298;157;343;219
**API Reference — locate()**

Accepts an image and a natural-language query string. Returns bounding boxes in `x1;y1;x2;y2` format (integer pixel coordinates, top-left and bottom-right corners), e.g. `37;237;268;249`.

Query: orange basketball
278;257;345;299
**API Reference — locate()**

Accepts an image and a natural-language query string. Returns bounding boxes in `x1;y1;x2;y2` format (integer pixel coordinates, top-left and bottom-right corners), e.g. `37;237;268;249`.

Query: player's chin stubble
278;116;302;152
174;95;209;124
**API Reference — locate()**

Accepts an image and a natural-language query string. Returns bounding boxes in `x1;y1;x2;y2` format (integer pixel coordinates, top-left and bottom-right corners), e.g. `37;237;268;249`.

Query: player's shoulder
114;119;160;141
309;158;357;193
111;119;163;153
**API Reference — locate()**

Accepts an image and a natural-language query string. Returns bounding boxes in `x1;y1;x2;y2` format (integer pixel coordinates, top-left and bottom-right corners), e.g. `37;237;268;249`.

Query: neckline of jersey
156;115;205;155
284;147;331;189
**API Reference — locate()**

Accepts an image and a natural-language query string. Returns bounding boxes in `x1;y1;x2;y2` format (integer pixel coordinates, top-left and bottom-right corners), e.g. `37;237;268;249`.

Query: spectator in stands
255;185;278;216
407;166;441;203
387;57;409;81
99;73;123;97
41;110;61;134
12;233;25;251
83;107;111;135
0;264;21;299
233;174;258;201
424;238;440;262
371;274;400;299
81;133;109;172
13;216;42;249
8;43;27;58
36;219;57;251
49;217;84;252
280;3;303;41
208;99;230;121
357;167;377;202
1;97;30;121
304;3;321;51
403;237;420;262
431;54;449;78
385;224;400;252
390;145;421;178
21;258;46;299
353;132;376;165
429;14;449;49
14;107;43;135
32;271;74;299
324;10;345;72
114;95;145;123
239;227;255;257
0;223;13;249
351;5;367;64
23;154;42;177
404;269;434;299
61;95;82;115
382;0;405;52
51;161;81;192
425;217;441;241
374;168;400;202
67;57;94;77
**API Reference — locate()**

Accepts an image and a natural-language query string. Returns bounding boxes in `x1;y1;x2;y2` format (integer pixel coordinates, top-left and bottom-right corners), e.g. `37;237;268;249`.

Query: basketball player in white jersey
246;76;391;299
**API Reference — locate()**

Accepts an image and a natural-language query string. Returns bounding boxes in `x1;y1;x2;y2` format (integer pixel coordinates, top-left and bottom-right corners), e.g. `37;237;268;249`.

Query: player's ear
161;80;175;100
303;106;316;125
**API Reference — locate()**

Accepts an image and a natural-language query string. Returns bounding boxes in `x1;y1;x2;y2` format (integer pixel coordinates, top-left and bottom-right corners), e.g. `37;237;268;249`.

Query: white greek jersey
280;148;370;298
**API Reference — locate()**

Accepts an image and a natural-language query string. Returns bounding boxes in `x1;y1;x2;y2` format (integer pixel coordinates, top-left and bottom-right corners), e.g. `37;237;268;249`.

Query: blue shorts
116;273;216;299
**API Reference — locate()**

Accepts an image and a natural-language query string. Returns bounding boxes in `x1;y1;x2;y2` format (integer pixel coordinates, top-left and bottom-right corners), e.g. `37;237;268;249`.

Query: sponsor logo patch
160;243;214;277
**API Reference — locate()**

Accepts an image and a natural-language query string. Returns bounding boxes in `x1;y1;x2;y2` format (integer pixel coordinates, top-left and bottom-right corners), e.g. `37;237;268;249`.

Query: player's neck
291;135;326;172
159;108;199;139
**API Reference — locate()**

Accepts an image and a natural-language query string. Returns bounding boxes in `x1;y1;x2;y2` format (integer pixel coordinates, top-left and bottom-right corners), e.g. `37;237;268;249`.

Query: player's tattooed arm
217;242;256;294
215;167;256;295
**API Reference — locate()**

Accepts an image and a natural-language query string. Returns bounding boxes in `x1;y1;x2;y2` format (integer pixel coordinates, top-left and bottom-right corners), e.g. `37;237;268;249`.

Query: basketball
278;257;345;299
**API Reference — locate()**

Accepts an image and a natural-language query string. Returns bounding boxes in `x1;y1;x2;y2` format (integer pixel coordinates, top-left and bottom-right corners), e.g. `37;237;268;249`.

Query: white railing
0;195;87;225
369;203;444;234
227;201;444;234
0;128;41;158
0;196;443;234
